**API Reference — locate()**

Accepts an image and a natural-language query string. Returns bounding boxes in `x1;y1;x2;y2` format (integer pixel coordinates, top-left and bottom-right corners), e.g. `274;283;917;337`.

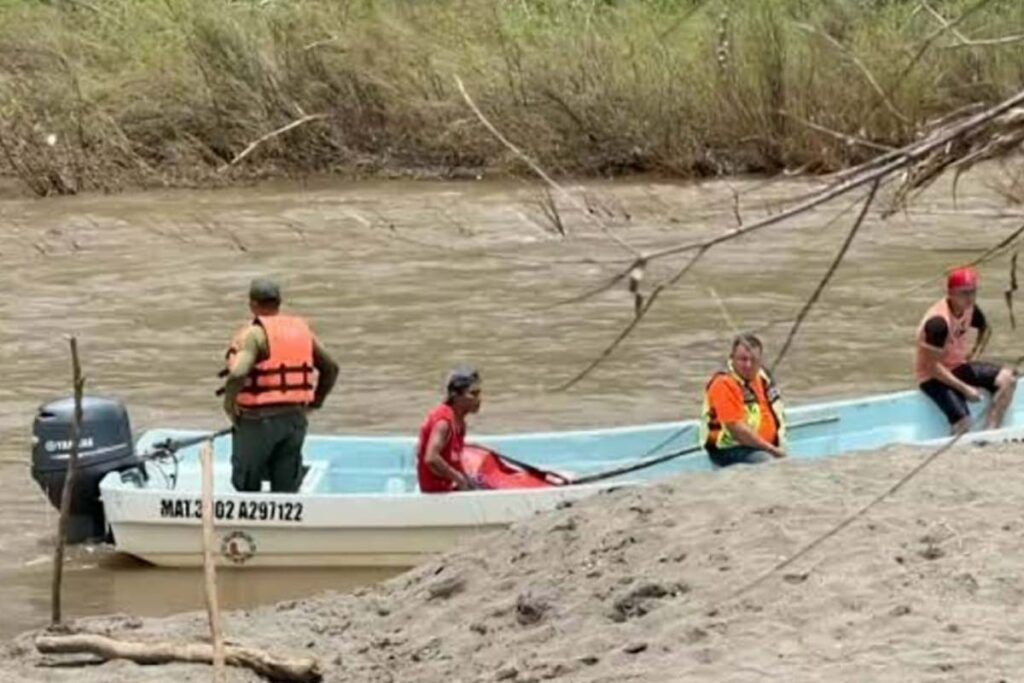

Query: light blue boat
97;388;1024;568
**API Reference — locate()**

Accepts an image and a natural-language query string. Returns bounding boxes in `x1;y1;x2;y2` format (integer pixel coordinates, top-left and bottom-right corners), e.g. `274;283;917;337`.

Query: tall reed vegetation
0;0;1021;195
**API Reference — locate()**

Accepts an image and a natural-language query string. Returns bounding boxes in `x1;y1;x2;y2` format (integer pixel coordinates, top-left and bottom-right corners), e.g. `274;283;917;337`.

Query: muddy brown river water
1;174;1021;639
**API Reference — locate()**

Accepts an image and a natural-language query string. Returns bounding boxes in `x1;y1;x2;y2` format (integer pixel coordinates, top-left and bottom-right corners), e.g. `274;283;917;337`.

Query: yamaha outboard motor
31;396;139;544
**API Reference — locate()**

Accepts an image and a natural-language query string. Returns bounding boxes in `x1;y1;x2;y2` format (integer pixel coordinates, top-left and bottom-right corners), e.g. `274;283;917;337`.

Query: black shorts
919;361;1003;425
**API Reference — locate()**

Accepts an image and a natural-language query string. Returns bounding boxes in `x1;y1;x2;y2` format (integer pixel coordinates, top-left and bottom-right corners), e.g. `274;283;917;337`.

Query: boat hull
102;481;616;567
99;388;1024;567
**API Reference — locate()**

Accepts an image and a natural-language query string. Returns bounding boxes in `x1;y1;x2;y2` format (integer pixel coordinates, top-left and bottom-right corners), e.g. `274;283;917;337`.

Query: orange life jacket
913;298;973;382
223;315;316;407
700;365;784;452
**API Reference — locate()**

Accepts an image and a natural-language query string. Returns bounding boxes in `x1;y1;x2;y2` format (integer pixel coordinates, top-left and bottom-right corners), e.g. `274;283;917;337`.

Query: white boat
97;388;1024;568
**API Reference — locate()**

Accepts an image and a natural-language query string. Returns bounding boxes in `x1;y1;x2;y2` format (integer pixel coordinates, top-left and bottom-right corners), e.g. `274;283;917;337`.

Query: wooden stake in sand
50;335;85;628
36;437;324;682
200;439;226;683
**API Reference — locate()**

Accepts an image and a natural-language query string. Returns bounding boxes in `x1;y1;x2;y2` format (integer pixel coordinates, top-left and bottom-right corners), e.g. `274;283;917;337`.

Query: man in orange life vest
700;333;787;468
915;266;1016;434
416;367;483;493
220;278;339;493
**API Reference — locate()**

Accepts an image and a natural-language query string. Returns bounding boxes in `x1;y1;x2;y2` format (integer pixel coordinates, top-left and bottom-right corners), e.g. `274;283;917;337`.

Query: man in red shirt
416;367;483;493
914;267;1016;434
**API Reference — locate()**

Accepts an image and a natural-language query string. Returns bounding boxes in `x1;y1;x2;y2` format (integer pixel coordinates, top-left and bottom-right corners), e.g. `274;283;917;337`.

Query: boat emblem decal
221;530;257;564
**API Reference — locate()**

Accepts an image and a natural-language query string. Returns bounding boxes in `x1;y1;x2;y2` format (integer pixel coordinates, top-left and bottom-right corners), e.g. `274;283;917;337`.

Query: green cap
248;277;281;304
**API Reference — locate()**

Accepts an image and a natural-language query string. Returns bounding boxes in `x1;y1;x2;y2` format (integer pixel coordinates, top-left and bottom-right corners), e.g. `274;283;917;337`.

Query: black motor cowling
31;396;139;544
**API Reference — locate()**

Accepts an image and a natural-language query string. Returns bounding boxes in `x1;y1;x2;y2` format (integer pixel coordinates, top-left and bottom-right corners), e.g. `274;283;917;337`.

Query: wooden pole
51;336;85;628
200;440;226;683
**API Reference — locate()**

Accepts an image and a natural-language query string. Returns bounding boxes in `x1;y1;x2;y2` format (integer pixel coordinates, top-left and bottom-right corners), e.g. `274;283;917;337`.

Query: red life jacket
224;315;316;407
460;445;559;490
416;403;466;493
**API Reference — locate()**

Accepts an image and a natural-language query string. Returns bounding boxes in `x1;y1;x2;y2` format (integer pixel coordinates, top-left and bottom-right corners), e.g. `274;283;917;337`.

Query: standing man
219;277;339;492
416;367;483;493
915;266;1016;434
700;333;787;468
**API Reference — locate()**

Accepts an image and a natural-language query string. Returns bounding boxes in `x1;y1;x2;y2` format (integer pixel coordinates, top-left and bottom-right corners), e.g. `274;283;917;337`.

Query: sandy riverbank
5;441;1024;682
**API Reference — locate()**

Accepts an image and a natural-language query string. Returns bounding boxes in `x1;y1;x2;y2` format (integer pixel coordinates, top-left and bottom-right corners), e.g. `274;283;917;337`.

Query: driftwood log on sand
35;633;324;683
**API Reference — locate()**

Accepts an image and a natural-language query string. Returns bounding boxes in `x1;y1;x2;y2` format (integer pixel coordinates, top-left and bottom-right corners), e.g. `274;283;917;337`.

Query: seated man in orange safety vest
219;278;339;493
416;367;483;493
700;333;787;468
914;266;1016;434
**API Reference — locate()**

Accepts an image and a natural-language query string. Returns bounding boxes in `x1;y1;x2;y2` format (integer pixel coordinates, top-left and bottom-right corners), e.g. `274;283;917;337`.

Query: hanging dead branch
771;180;880;371
668;219;1024;362
454;75;640;257
555;246;709;391
552;88;1024;387
649;89;1024;267
892;107;1024;212
1006;251;1019;330
455;47;1024;389
554;185;865;386
537;187;567;237
873;220;1024;305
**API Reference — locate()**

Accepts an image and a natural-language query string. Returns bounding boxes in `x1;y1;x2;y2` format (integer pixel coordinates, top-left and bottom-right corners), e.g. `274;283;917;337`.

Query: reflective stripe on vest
699;365;785;451
220;314;316;406
913;297;973;382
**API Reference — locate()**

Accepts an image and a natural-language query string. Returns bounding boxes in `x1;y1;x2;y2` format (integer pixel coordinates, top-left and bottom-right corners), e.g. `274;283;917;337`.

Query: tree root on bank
35;633;323;683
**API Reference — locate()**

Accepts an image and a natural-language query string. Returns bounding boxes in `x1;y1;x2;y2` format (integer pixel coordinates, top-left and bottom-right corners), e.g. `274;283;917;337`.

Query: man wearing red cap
914;266;1016;434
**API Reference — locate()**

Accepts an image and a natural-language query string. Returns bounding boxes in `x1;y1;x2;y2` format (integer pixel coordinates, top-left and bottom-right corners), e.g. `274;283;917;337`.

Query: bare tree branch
537;186;567;237
554;247;709;391
1005;251;1019;330
795;23;910;124
771;180;880;371
882;0;994;111
944;33;1024;48
454;75;641;257
642;88;1024;266
548;268;634;309
218;114;326;172
779;110;896;152
922;0;1024;49
554;89;1024;388
920;0;973;43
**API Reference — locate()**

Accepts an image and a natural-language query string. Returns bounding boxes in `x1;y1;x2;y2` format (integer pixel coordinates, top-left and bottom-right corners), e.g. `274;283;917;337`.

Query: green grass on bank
0;0;1022;195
